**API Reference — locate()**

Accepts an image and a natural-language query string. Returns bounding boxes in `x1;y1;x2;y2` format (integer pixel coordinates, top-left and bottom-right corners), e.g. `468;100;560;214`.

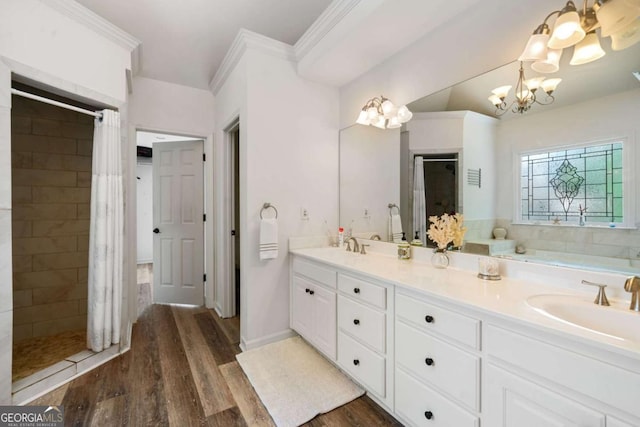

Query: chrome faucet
345;236;360;253
624;276;640;311
581;280;610;306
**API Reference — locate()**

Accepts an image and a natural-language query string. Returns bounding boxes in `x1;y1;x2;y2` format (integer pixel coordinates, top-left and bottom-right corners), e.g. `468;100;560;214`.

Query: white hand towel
390;213;403;243
260;218;278;260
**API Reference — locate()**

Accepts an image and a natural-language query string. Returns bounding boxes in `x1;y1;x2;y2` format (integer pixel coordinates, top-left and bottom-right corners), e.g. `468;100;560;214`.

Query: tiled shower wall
11;94;93;342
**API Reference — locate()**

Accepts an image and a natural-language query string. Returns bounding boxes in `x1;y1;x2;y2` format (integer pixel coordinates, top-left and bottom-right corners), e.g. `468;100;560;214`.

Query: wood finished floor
29;305;402;427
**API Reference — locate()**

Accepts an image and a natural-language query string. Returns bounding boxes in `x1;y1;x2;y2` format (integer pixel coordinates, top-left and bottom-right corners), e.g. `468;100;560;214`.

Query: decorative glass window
520;141;624;224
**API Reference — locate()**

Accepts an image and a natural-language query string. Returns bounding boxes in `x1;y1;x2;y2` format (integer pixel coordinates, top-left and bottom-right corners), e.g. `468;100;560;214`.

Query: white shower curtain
87;109;123;352
413;156;427;246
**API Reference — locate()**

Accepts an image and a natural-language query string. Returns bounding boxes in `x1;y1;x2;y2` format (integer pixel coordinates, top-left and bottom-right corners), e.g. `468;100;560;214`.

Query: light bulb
570;31;605;65
387;116;401;129
548;8;585;49
532;48;563;73
397;105;413;123
491;85;512;99
381;99;395;116
541;78;562;94
488;95;503;106
356;110;370;125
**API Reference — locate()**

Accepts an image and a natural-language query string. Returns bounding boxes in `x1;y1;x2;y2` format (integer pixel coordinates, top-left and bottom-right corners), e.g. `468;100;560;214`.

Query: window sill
510;222;637;230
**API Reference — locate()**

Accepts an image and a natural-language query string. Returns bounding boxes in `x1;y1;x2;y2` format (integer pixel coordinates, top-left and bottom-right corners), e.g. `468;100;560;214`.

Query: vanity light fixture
355;95;413;129
520;0;640;72
488;62;561;115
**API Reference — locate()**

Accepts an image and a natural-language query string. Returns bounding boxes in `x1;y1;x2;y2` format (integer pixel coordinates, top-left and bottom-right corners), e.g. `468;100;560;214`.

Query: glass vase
431;249;449;269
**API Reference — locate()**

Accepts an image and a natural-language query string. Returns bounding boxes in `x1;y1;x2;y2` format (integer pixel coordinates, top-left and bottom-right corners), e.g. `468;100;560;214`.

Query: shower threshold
12;345;121;405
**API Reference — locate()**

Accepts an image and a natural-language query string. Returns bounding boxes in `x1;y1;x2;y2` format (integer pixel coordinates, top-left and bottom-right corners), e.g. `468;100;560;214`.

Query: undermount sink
526;294;640;343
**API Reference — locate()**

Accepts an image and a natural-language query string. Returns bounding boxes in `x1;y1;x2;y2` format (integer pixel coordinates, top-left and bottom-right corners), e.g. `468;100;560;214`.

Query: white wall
462;112;497;221
340;125;399;241
239;49;339;349
0;0;132;104
128;76;216;311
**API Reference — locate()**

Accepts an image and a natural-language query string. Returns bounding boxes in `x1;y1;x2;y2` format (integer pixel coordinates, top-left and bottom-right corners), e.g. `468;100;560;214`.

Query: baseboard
240;328;297;352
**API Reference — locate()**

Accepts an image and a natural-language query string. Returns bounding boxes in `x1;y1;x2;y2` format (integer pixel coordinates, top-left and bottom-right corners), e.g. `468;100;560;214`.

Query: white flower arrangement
427;213;466;250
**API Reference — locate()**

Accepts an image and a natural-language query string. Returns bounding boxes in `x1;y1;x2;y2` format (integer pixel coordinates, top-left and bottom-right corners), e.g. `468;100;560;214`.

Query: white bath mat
236;336;364;427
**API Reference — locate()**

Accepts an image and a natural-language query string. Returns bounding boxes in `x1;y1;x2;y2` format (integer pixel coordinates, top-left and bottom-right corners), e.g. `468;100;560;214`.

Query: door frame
133;127;209;308
220;118;240;318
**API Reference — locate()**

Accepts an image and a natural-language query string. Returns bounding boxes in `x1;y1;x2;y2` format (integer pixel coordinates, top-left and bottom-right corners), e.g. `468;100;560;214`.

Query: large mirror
339;40;640;272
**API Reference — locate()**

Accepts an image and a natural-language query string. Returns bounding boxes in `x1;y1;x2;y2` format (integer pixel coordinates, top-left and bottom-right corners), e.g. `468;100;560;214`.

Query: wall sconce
356;95;413;129
519;0;640;71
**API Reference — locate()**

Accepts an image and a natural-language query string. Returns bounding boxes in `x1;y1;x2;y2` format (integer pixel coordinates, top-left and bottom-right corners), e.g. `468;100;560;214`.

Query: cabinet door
484;363;605;427
291;276;314;340
312;284;336;359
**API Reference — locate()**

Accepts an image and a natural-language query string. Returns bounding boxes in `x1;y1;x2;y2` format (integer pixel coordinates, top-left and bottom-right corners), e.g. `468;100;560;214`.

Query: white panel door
153;140;204;305
484;363;605;427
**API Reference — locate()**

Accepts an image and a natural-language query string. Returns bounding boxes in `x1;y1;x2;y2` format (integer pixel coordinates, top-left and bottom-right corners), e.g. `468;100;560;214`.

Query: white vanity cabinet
290;249;640;427
336;273;394;410
394;289;481;427
290;257;337;360
484;324;640;427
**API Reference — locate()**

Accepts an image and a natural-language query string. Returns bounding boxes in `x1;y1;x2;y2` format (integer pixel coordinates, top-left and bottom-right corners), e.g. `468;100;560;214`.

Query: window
520;141;624;224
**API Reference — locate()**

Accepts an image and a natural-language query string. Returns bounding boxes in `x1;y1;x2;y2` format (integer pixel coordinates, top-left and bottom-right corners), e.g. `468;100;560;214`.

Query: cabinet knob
353;359;360;366
354;287;360;294
353;319;360;325
305;288;310;293
425;315;434;323
424;411;433;420
425;357;434;366
309;290;315;295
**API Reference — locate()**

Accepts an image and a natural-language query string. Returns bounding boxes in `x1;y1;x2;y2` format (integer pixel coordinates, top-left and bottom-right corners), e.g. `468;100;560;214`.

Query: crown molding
294;0;361;60
209;29;296;94
46;0;140;52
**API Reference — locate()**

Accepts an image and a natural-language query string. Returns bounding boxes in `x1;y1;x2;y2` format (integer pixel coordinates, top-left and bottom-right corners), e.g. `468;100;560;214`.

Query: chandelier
519;0;640;71
355;95;413;129
488;62;562;115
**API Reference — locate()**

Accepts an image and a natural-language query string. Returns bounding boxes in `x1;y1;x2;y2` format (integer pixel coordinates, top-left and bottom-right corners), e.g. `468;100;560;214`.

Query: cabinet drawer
338;332;386;397
338;274;386;309
396;293;479;349
396;320;479;411
292;257;336;288
395;368;478;427
338;296;386;353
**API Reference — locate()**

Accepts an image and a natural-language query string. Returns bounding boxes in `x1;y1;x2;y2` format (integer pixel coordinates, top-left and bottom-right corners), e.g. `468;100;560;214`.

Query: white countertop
290;246;640;360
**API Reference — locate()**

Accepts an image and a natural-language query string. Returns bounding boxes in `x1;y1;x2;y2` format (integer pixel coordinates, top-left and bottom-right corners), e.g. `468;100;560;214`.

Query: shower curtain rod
11;88;103;119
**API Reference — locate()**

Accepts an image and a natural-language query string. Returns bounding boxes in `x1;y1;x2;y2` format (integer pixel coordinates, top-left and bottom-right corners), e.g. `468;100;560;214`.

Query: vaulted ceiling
75;0;332;89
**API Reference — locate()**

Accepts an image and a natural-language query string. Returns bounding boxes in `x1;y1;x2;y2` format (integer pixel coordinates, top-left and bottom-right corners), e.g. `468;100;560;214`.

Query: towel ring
388;203;400;217
260;203;278;219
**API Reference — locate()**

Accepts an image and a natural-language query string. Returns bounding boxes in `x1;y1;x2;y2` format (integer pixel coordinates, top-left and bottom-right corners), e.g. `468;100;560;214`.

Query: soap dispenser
397;232;411;260
410;231;423;247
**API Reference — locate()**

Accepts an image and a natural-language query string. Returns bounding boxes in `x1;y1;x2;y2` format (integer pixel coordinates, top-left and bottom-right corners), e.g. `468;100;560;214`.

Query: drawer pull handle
305;288;310;293
425;358;434;366
309;290;315;295
354;287;360;294
424;411;433;420
353;319;360;325
425;315;434;323
353;359;360;366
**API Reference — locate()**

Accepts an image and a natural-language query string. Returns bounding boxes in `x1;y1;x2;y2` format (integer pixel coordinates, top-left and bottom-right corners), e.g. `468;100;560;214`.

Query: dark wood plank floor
29;305;402;426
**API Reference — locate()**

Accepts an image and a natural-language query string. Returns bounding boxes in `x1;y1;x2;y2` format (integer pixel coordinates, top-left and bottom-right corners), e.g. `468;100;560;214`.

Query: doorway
421;153;459;246
228;124;241;318
135;131;205;307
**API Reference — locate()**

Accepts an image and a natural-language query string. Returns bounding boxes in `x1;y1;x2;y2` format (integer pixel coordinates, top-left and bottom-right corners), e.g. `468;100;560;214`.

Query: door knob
153;228;160;234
